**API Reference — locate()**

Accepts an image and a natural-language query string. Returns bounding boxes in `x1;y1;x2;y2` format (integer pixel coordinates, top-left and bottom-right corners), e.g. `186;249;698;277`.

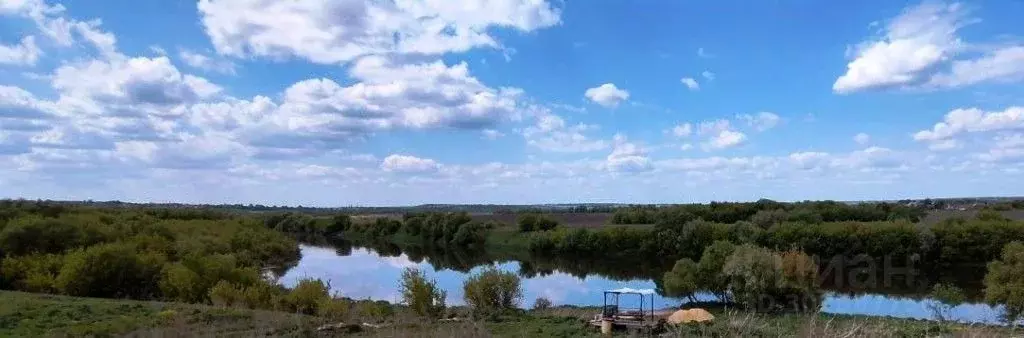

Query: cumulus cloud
913;107;1023;142
270;56;524;141
834;1;1024;93
833;1;966;93
737;112;780;132
197;0;561;64
605;134;651;172
670;123;692;137
701;71;715;81
522;113;607;152
854;132;870;145
381;154;440;174
702;130;746;151
0;36;42;66
680;77;699;91
584;83;629;107
52;56;222;106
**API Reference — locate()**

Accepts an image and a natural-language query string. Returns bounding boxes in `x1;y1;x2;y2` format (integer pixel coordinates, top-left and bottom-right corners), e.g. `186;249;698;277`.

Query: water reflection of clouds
282;245;1008;324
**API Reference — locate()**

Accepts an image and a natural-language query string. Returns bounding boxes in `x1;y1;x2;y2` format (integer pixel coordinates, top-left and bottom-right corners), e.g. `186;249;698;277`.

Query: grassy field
4;291;1019;338
0;291;320;337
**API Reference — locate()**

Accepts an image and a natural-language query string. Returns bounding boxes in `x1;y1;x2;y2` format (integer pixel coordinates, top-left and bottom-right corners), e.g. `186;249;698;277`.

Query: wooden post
600;319;613;335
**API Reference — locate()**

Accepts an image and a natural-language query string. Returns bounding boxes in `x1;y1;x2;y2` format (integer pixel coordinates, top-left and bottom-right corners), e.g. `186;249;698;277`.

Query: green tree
697;241;736;302
399;268;447;318
662;258;699;302
984;241;1024;323
463;267;522;316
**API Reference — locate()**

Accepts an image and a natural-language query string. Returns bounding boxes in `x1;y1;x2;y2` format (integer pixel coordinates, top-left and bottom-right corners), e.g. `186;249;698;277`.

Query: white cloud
680;77;699;91
697;47;712;58
179;49;237;74
701;71;715;81
52;56;222;106
702;129;746;151
605;134;651;172
380;154;440;174
482;129;504;140
854;132;870;145
926;46;1024;88
834;2;1024;93
197;0;561;64
522;113;607;152
833;2;966;93
584;83;629;107
670;123;692;137
913;107;1023;141
698;119;732;135
928;139;960;151
269;56;524;141
0;36;41;66
737;112;780;132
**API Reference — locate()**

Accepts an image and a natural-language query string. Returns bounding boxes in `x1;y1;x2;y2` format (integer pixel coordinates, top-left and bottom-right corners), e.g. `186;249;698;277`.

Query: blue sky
0;0;1022;206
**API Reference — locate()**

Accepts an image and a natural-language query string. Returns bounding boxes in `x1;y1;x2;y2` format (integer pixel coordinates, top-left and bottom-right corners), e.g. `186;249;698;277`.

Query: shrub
517;214;538;232
55;242;165;299
0;217;107;256
159;263;205;303
0;253;64;292
318;298;350;321
533;297;553;310
210;280;244;306
662;258;699;301
984;241;1024;323
399;268;447;318
241;280;281;310
286;278;331;315
463;267;522;316
326;214;352;235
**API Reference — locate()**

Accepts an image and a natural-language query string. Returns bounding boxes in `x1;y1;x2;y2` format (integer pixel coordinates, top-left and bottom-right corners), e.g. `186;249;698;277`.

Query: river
279;244;1008;324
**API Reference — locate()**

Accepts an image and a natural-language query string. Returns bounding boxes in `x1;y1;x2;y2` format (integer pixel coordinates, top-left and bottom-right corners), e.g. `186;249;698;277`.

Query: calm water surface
280;245;1007;324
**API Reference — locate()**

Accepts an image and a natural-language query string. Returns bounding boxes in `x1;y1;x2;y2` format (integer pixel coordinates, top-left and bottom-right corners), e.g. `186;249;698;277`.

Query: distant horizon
5;195;1021;209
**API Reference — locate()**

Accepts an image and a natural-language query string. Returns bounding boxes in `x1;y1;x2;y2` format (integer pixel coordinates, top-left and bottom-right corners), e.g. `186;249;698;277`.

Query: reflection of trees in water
315;238;986;301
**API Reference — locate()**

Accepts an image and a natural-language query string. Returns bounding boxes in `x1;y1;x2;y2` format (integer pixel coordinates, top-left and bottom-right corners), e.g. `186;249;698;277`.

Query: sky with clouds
0;0;1022;206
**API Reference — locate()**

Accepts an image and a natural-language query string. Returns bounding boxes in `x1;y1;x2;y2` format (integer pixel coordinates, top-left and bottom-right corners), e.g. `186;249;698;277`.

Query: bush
318;298;350;321
0;253;64;292
518;213;558;232
286;278;331;315
463;267;522;316
399;268;447;318
0;217;107;256
209;280;244;306
533;297;553;310
662;258;699;301
984;241;1024;323
518;214;538;232
55;242;165;299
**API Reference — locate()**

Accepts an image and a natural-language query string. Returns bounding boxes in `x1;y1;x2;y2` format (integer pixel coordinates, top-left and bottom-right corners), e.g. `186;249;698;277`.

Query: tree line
611;199;928;225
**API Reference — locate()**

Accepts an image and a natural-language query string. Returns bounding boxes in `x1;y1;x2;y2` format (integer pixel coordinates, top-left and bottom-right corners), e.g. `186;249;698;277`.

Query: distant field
472;212;628;228
921;209;1024;225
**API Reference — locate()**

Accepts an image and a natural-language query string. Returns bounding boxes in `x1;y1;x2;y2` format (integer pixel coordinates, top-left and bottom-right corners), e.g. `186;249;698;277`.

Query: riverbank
3;290;1017;337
